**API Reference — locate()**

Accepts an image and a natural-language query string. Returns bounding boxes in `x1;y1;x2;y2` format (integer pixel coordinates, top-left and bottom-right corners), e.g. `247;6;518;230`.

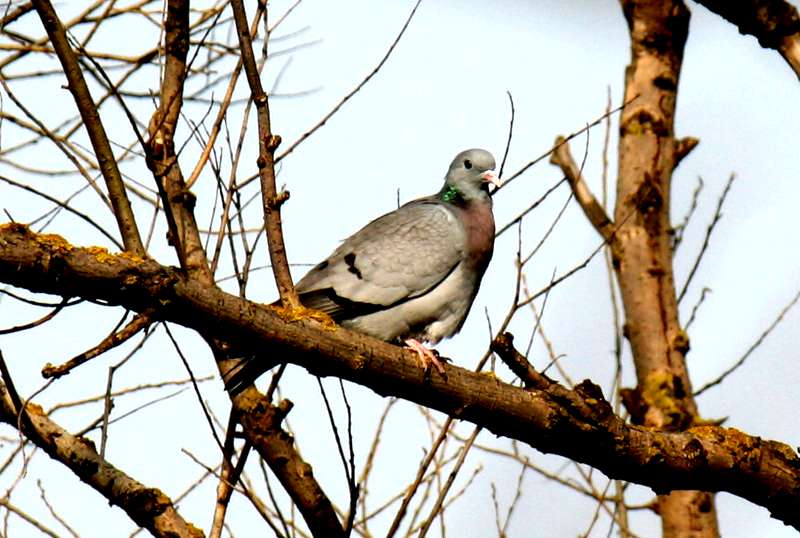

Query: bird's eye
463;159;472;169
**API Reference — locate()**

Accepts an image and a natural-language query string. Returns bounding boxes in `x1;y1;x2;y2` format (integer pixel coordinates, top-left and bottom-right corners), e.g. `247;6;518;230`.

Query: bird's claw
404;338;446;375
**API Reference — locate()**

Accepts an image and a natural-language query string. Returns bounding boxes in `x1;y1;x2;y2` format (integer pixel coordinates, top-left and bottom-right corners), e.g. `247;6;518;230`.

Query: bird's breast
459;202;495;271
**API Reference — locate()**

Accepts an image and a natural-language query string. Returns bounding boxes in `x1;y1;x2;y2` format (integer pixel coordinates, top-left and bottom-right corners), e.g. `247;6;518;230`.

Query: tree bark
617;1;719;536
1;224;799;531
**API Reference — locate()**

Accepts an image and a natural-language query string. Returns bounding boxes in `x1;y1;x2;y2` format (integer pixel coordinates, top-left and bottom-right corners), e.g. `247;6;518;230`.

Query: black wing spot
344;252;363;280
314;259;329;271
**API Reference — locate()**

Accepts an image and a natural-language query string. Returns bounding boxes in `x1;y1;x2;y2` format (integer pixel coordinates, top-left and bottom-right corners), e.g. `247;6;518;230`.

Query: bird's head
441;148;500;204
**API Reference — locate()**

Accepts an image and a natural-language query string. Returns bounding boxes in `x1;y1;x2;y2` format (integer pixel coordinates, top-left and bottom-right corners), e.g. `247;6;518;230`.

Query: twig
356;399;396;534
417;426;481;537
164;323;225;453
522;190;573;266
684;287;711;331
521;277;575;386
274;0;424;164
385;418;454;538
37;480;79;538
210;412;251;538
185;5;260;189
495;178;566;238
500;460;527;536
97;322;155;458
0;351;23;423
339;380;358;537
183;448;288;537
316;378;355;497
0;498;60;538
42;311;153;378
678;174;736;303
259;459;293;537
695;287;800;396
672;176;704;251
498;95;637;192
498;91;515;179
0;296;73;335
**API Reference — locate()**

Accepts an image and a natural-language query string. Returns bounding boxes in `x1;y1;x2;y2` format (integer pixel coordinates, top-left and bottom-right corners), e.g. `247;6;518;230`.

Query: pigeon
225;148;499;392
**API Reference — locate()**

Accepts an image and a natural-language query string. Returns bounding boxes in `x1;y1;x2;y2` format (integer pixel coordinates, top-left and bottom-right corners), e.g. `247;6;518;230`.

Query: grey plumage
225;148;498;392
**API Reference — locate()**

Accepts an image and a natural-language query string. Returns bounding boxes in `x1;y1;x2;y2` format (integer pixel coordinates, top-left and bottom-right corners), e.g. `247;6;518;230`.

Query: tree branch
549;136;617;244
145;0;211;279
234;394;345;537
230;0;298;308
694;0;800;79
0;378;201;537
0;225;798;530
29;0;145;257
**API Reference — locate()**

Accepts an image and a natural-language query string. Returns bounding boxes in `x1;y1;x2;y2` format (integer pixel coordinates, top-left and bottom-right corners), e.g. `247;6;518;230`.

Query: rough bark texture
694;0;800;78
234;395;344;537
617;2;720;536
1;225;799;530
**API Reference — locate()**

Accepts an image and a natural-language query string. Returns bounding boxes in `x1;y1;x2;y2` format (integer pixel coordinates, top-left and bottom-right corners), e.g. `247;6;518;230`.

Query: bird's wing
296;200;466;320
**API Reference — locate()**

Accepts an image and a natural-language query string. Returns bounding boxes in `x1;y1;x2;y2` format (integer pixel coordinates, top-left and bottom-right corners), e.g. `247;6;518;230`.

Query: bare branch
30;0;145;256
274;0;424;164
41;311;153;379
1;226;799;530
0;379;201;537
230;0;298;307
694;287;800;396
677;174;736;304
695;0;800;79
549;136;616;243
498;96;636;193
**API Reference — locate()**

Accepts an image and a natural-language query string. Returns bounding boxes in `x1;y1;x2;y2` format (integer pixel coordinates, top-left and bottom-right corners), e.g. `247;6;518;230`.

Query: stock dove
225;148;498;392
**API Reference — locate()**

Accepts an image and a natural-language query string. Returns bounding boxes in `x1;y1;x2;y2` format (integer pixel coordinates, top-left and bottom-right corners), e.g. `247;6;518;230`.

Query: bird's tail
222;354;280;395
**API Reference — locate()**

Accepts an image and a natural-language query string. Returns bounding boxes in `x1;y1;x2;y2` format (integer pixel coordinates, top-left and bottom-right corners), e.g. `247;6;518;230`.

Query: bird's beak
481;170;502;189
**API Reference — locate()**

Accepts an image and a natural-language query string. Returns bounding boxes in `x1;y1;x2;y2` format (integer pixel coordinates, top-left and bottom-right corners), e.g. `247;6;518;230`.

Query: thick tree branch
0;379;201;537
549;136;617;244
30;0;145;256
694;0;800;79
0;225;798;530
233;394;345;537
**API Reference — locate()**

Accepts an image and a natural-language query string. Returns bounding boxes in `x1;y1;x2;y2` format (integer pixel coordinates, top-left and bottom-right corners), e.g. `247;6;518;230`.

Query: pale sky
1;1;799;536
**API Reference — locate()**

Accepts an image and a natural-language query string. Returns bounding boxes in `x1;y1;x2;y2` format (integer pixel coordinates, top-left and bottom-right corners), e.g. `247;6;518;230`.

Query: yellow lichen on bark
642;370;682;420
0;222;31;234
270;303;337;330
34;233;73;254
86;246;118;264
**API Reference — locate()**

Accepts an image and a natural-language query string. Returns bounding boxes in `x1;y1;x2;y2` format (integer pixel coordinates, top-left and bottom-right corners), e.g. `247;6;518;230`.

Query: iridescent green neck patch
441;185;461;204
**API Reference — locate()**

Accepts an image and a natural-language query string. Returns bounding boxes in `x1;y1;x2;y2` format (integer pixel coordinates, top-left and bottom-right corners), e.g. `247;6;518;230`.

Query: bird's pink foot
404;338;446;375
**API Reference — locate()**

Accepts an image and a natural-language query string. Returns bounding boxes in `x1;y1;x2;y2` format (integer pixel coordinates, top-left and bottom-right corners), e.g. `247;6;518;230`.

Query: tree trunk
616;1;720;536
